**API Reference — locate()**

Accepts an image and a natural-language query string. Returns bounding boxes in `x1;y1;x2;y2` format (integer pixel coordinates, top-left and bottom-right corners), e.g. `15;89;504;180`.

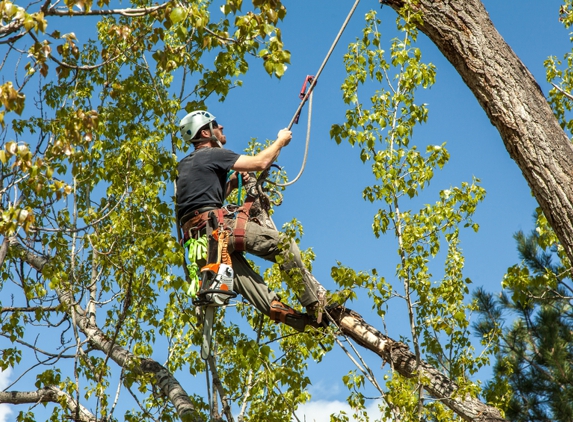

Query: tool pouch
194;211;237;307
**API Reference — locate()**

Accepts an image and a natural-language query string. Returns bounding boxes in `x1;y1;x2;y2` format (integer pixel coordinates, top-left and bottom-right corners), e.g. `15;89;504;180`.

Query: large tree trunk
381;0;573;262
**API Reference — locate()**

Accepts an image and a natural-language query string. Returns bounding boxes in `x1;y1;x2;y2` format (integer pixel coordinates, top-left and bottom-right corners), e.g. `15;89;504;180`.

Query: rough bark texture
382;0;573;262
330;308;506;421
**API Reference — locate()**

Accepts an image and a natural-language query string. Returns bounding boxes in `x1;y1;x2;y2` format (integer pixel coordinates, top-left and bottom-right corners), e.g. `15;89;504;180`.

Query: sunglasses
211;121;219;128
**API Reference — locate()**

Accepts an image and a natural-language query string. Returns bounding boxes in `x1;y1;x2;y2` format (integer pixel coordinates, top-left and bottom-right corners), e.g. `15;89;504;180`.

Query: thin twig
44;3;169;17
552;82;573;101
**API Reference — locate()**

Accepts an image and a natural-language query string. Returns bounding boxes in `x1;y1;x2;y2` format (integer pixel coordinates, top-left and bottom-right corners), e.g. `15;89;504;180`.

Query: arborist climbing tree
174;0;365;341
0;0;527;419
176;110;333;339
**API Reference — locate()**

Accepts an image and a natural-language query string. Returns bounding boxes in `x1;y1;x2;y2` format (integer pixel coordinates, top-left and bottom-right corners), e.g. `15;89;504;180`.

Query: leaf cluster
329;8;487;418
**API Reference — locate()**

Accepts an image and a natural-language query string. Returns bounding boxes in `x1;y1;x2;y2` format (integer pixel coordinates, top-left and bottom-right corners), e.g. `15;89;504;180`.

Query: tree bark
330;308;505;421
0;387;98;422
381;0;573;262
0;237;10;268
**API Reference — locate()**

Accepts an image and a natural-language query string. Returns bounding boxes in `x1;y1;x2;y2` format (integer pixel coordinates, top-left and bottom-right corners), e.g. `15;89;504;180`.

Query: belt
180;204;250;246
181;211;212;235
181;206;235;237
180;206;218;227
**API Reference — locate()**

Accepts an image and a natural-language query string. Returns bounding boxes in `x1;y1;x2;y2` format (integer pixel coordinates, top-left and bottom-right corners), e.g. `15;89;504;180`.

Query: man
177;110;326;332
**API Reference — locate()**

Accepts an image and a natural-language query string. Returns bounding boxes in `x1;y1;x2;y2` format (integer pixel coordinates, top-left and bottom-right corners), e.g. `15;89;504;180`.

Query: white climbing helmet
179;110;217;143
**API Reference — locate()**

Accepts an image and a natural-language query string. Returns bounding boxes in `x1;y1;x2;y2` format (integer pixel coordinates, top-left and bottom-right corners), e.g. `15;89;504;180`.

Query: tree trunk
381;0;573;263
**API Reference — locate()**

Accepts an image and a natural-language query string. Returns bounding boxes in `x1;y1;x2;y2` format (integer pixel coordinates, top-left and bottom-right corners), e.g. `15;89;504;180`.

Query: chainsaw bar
201;306;215;360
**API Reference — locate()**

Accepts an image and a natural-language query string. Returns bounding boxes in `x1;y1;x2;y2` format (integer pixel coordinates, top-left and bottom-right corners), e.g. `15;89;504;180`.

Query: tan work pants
223;218;324;316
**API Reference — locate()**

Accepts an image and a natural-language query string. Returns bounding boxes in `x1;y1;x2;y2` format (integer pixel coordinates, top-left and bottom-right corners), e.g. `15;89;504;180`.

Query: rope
276;0;361;186
226;171;244;206
286;0;361;131
219;230;232;265
277;89;313;187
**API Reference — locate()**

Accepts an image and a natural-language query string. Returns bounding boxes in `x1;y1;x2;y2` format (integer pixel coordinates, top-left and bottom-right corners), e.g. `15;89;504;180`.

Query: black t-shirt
176;147;240;221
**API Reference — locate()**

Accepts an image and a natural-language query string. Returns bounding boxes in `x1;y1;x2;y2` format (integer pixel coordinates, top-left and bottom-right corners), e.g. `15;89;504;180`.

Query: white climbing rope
275;0;361;187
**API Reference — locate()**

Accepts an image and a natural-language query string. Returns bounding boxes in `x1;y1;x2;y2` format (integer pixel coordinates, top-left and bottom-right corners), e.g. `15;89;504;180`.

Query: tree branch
7;239;205;422
551;82;573;102
329;307;506;422
0;3;169;40
0;236;10;268
8;238;49;272
0;19;26;39
207;354;234;421
0;387;99;422
44;3;169;17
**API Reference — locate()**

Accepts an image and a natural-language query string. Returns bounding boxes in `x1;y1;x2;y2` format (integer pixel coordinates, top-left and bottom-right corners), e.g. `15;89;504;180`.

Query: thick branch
8;238;49;271
381;0;573;262
139;359;203;422
8;239;204;422
330;308;506;421
0;387;98;422
56;283;203;421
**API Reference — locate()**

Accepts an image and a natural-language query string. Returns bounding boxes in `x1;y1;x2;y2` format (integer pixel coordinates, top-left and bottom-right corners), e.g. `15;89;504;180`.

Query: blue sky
1;1;571;421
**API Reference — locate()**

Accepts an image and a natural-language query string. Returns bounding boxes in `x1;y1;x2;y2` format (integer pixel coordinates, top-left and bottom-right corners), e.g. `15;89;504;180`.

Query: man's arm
232;129;292;172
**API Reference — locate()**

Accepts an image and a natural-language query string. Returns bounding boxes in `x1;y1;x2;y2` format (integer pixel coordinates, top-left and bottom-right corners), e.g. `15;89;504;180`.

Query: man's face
213;122;226;145
202;121;226;145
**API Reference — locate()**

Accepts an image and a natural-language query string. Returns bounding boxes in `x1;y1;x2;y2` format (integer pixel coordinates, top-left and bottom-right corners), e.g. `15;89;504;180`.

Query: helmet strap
208;122;223;148
194;122;222;148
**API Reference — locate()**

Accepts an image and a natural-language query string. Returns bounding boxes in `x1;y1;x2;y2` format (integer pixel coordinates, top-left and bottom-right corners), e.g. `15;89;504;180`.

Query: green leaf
170;7;185;24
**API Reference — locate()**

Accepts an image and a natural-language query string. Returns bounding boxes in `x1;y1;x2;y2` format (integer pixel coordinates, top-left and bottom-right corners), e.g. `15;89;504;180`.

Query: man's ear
200;128;211;139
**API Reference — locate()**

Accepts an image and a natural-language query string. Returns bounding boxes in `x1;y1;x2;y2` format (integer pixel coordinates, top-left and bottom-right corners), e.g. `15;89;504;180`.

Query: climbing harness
191;210;237;360
223;170;257;251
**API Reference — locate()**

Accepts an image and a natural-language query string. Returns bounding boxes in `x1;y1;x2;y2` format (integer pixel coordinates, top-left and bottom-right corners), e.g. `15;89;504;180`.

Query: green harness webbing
184;234;208;298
